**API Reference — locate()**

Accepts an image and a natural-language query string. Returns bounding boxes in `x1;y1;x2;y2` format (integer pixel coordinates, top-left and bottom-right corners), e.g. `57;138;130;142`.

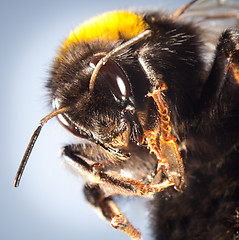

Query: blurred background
1;0;188;239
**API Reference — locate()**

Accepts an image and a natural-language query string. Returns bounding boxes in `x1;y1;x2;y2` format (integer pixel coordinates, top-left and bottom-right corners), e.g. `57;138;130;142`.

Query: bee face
49;39;146;151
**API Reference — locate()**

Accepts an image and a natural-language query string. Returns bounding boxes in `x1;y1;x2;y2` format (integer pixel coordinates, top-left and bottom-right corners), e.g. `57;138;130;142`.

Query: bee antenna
172;0;200;19
89;29;151;93
14;107;70;188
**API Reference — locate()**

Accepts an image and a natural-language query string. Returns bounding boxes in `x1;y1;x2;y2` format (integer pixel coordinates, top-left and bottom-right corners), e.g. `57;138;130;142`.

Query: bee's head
48;11;151;151
49;42;145;151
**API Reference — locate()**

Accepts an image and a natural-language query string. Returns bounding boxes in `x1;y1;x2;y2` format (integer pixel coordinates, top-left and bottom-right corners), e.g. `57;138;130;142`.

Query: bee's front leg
62;144;175;238
62;144;174;198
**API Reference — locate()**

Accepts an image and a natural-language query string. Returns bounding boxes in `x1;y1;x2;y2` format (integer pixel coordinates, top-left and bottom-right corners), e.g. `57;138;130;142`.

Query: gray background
1;0;187;239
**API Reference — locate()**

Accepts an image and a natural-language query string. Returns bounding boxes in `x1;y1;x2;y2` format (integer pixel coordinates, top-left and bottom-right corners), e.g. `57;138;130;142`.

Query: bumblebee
14;0;239;239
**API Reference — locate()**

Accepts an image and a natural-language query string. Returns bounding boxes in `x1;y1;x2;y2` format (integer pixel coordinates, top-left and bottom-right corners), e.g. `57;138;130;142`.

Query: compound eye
90;56;130;100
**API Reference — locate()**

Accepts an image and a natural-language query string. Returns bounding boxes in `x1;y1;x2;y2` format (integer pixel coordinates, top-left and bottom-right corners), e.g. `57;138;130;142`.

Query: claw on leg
111;214;143;240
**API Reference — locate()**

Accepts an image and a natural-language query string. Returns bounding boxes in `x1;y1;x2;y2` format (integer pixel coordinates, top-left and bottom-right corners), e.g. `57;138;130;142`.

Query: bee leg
92;164;175;196
201;29;239;105
84;184;143;240
62;144;174;196
62;144;175;238
146;87;184;190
